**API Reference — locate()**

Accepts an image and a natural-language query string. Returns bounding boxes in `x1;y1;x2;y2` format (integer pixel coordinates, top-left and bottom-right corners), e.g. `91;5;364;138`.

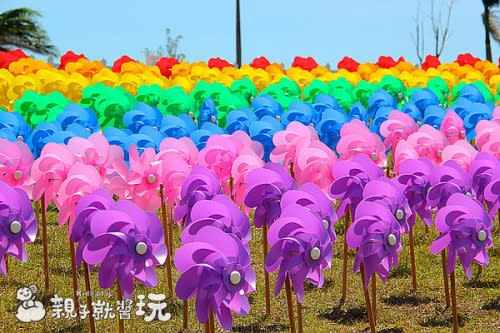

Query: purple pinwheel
346;200;402;287
470;152;500;203
174;166;222;225
363;178;412;233
0;181;37;275
82;199;167;298
181;194;251;248
281;182;337;242
175;226;255;330
70;189;115;267
244;163;296;228
396;158;434;227
484;168;499;219
329;154;383;220
430;193;493;279
427;160;474;210
266;204;332;302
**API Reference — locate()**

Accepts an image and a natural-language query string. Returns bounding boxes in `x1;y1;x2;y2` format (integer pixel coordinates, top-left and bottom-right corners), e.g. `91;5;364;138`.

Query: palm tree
236;0;241;68
483;0;500;61
0;8;56;55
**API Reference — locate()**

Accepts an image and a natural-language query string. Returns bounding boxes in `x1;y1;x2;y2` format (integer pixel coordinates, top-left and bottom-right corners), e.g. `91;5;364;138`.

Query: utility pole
236;0;242;68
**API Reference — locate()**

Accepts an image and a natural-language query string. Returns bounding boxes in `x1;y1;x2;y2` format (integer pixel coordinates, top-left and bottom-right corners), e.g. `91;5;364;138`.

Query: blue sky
2;0;499;66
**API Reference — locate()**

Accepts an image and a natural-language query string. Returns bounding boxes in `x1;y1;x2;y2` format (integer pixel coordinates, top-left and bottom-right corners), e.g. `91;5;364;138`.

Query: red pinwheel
175;226;255;330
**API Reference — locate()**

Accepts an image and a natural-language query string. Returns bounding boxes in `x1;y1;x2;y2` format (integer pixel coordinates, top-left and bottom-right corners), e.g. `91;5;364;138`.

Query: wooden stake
371;273;376;325
409;227;418;292
183;300;188;331
82;262;96;333
450;270;459;333
69;240;80;323
297;300;303;333
341;206;351;303
285;275;296;333
441;251;450;308
168;206;174;256
159;185;173;297
41;195;50;291
360;264;376;333
263;223;271;317
209;309;215;333
116;283;125;333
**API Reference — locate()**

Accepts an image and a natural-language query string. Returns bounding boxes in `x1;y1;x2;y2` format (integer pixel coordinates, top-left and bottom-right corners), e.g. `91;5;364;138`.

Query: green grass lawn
1;208;499;332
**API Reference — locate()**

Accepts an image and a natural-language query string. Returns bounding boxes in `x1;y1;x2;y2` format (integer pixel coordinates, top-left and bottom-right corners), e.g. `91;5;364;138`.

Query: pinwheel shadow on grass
0;210;499;332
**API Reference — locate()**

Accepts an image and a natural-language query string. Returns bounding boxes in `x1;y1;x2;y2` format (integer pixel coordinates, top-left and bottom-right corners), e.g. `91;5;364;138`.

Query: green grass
1;208;499;332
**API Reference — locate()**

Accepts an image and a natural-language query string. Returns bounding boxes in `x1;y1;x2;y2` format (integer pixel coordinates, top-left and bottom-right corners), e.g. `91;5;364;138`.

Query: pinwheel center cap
437;150;443;158
477;230;487;242
275;115;281;121
9;220;22;234
135;242;148;255
16;135;23;142
229;271;241;285
466;191;472;198
146;174;156;184
460;129;465;138
210;115;217;123
370;152;378;161
387;233;397;246
13;170;23;180
322;219;329;230
397;92;403;100
310;247;321;261
395;209;404;221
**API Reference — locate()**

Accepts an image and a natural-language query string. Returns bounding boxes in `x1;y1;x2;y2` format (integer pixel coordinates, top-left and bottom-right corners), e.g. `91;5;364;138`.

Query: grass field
0;207;499;332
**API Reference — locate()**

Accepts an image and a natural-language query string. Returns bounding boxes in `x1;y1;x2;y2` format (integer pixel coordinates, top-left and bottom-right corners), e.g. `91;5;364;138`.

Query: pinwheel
475;119;500;159
175;226;255;331
406;124;449;166
123;102;162;133
440;110;465;145
379;110;418;151
0;181;37;277
230;152;264;210
346;200;403;333
470;152;499;204
0;138;34;191
266;204;332;333
56;104;100;133
484;168;500;219
252;94;283;120
249;116;284;162
315;108;348;150
430;193;493;333
441;140;478;172
0;110;32;141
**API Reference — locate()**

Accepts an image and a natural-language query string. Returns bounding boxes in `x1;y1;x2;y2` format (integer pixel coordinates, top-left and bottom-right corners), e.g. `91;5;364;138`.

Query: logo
15;285;46;322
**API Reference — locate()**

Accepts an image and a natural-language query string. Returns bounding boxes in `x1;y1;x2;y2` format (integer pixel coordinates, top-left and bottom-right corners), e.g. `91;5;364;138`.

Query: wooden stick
204;321;210;333
34;200;40;226
341;206;351;303
168;206;174;257
82;262;96;333
69;240;80;323
371;273;376;325
284;275;296;333
3;256;8;283
183;300;188;331
41;195;50;291
263;223;271;317
409;227;418;292
159;185;173;297
360;264;376;333
297;300;303;333
441;251;450;308
450;270;459;333
209;309;215;333
116;283;125;333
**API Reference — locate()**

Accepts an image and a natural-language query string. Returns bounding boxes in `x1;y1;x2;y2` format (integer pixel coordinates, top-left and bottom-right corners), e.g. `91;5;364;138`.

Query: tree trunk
236;0;242;68
484;6;493;61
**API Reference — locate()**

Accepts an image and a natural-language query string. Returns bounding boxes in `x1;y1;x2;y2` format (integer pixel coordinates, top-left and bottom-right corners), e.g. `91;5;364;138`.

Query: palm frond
489;11;500;43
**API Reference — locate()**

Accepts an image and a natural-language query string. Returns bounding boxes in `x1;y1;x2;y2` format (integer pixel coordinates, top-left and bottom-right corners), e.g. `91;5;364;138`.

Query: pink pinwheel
175;226;255;330
396;158;434;227
337;119;387;168
158;137;199;168
56;163;104;229
160;157;192;208
406;124;449;166
329;154;383;220
266;204;332;302
427;160;474;210
363;178;412;233
230;153;264;210
430;193;493;279
31;143;75;208
393;139;419;174
484;168;500;218
281;183;337;242
270;121;319;167
174;166;222;224
346;200;402;287
0;138;33;190
182;194;251;247
380;110;418;150
109;145;161;212
82;198;167;298
441;140;478;172
244;163;296;228
293;141;336;194
470;153;500;203
0;181;37;276
67;133;124;181
492;106;500;124
474;120;500;158
440;110;465;145
70;189;115;267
